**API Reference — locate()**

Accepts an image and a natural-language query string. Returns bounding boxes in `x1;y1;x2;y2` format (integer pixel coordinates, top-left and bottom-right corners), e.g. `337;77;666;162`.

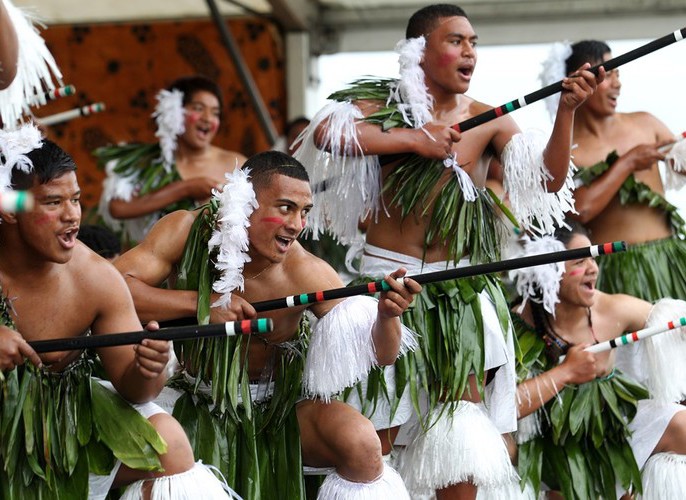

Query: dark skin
0;0;18;90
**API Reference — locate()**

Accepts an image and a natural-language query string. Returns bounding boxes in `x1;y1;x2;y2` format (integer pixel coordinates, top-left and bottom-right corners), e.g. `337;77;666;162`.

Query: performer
294;4;601;498
540;39;686;300
510;223;686;500
114;150;422;499
0;0;62;128
96;75;247;245
0;129;230;498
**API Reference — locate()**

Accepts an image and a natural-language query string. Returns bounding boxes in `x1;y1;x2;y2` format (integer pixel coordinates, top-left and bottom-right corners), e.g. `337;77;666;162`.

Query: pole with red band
452;28;686;133
27;85;76;106
37;102;106;127
28;318;273;353
584;317;686;354
252;241;626;313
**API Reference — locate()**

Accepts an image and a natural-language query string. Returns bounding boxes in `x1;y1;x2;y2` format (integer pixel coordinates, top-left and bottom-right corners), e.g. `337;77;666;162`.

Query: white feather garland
638;453;686;500
663;139;686;191
303;296;417;401
509;235;566;316
0;0;63;129
502;130;576;235
317;464;410;500
293;101;381;245
391;36;433;128
0;123;42;193
152;89;185;171
208;168;257;309
638;299;686;403
398;401;518;493
538;41;572;123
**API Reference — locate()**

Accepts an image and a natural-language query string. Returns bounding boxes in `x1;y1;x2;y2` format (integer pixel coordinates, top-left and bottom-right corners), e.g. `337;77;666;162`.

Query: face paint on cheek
34;213;57;225
567;268;585;277
186;113;200;125
261;217;284;225
438;53;457;67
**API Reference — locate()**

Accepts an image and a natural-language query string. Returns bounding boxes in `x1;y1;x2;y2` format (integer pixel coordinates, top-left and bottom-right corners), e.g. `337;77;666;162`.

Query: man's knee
148;413;195;475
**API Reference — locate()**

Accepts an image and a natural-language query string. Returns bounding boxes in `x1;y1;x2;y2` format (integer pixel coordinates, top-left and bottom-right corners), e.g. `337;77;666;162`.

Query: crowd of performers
2;0;686;498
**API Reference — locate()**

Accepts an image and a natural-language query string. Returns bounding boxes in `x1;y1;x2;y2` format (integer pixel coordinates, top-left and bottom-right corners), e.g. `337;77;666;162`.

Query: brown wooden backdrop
34;17;287;209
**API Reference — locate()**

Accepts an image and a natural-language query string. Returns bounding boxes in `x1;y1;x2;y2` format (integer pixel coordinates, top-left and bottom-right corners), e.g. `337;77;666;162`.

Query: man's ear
0;210;18;224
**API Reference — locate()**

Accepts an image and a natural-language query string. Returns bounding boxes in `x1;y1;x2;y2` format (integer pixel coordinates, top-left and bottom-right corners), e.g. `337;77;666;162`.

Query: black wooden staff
28;318;273;353
452;28;686;133
252;241;626;313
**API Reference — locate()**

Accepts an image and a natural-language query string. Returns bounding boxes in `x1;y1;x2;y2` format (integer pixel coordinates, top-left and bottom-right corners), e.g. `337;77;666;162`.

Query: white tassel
0;123;42;192
303;296;416;401
119;461;240;499
398;401;518;493
152;89;185;172
663;138;686;191
208;168;258;308
294;101;381;246
502;130;576;235
317;464;410;500
391;36;433;128
444;154;478;202
538;41;572;123
637;453;686;500
0;0;62;128
639;299;686;403
509;235;566;316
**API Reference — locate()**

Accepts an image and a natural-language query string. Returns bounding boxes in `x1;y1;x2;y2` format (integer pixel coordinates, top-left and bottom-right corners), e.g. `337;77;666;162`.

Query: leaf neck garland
574;151;686;235
514;314;647;500
0;289;165;499
329;78;508;265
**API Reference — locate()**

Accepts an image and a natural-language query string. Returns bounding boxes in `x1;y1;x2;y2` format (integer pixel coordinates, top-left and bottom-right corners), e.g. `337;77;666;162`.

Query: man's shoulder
284;243;341;286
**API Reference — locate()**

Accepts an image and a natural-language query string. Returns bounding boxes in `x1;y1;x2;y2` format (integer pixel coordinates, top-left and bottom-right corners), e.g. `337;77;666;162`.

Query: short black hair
565;40;611;76
77;224;121;259
168;75;224;113
554;220;590;247
11;139;76;190
406;4;469;39
245;150;310;192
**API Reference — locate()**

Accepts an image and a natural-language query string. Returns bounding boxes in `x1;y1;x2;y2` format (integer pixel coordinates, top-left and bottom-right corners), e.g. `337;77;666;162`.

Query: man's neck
552;301;590;332
574;108;618;139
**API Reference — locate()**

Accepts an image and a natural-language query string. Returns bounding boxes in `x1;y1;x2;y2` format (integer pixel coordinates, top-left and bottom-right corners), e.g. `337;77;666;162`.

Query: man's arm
0;326;42;371
0;0;19;89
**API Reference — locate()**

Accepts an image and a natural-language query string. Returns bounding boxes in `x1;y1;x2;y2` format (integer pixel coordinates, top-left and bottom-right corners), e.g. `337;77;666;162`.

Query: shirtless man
0;134;228;498
115;150;422;498
512;224;686;498
98;75;247;244
561;40;684;300
295;4;601;498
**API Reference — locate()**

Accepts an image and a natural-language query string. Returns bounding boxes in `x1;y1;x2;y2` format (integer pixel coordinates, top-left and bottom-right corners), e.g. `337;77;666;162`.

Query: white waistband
360;243;470;276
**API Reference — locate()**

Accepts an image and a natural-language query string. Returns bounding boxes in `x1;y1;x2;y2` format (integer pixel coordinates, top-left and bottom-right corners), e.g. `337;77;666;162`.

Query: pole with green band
452;28;686;133
28;318;273;353
585;317;686;354
252;241;626;312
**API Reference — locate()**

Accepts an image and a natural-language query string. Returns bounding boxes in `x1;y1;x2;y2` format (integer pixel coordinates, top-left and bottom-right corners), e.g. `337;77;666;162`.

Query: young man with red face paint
114;150;423;498
0;131;231;498
97;75;247;245
545;40;686;302
293;4;603;499
511;223;686;498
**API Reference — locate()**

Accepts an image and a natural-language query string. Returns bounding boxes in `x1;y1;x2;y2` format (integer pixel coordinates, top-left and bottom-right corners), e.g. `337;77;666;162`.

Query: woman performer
510;222;686;499
540;39;686;300
96;75;247;245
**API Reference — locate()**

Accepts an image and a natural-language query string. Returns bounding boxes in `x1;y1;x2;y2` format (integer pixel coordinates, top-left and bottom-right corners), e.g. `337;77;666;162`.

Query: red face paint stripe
261;217;284;224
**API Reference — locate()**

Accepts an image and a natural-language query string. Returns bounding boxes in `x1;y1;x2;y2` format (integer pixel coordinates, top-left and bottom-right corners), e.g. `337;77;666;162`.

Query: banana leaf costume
168;202;307;500
513;314;648;499
574;151;686;301
0;291;167;499
94;143;196;245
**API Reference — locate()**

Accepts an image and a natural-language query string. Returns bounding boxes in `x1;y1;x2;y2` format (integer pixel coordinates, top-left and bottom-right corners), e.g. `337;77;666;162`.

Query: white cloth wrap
0;0;62;128
627;399;685;471
398;401;518;494
293;101;382;246
615;298;686;403
87;381;166;499
119;461;239;500
317;463;410;500
304;295;417;402
637;452;686;500
502;130;576;235
98;158;156;243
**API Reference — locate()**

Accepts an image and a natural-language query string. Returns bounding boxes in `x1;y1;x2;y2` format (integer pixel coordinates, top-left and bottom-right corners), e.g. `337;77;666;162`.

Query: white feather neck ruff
208;168;258;308
391;36;433;128
0;123;42;193
152;88;185;171
538;41;572;122
509;235;566;316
